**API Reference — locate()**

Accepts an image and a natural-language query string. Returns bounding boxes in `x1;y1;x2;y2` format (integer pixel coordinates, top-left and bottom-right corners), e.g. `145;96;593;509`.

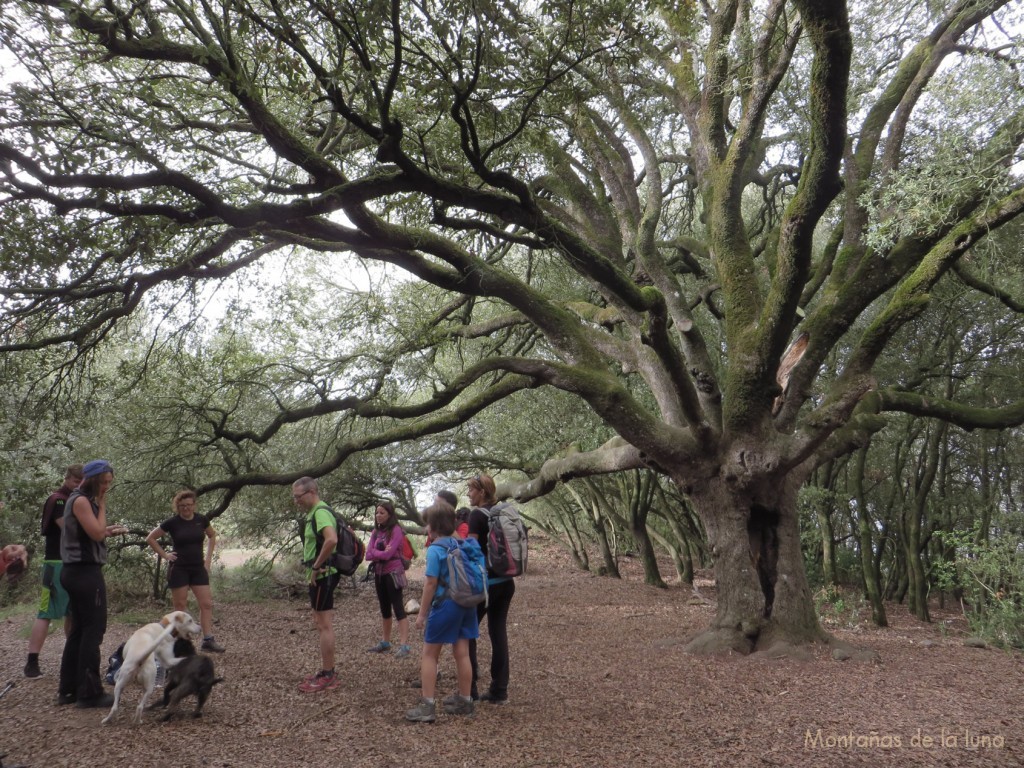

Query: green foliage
934;525;1024;650
216;553;306;603
813;584;865;628
104;546;162;606
1;0;1023;648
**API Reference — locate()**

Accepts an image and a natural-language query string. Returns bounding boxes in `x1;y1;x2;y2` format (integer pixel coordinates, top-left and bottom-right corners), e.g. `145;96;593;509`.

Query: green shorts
37;561;71;620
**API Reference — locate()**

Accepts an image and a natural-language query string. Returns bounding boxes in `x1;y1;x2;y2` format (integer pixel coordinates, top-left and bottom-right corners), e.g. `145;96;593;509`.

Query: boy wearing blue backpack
405;503;482;723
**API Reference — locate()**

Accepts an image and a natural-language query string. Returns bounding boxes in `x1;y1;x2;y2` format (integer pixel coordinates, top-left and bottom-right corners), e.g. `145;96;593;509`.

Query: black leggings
374;572;406;621
470;578;515;698
59;563;107;700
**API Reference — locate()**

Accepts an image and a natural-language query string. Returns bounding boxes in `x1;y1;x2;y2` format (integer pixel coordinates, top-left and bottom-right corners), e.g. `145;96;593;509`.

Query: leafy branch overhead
2;0;1023;649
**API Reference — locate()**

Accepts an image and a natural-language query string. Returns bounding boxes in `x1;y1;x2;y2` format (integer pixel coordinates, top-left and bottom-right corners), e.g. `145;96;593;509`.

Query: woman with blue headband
56;460;128;708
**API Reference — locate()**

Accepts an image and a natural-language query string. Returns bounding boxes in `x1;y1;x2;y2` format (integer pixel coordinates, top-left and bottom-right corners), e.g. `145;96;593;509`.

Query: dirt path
1;539;1021;767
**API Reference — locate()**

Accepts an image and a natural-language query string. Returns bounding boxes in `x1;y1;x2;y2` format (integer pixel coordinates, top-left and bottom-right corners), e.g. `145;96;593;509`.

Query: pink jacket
366;526;406;576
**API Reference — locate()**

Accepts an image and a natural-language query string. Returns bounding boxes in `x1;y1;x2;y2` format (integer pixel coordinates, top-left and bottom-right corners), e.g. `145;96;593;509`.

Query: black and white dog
155;637;224;721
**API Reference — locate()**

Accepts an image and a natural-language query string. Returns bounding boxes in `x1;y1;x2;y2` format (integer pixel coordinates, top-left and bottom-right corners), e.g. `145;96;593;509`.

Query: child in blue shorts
406;502;479;723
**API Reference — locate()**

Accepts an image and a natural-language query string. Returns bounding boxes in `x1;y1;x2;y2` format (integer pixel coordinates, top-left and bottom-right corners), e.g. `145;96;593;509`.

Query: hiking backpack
431;538;487;608
399;533;416;571
480;502;528;578
308;504;366;576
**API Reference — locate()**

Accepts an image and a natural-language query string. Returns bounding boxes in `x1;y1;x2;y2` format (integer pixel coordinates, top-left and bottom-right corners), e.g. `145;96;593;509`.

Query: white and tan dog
102;610;202;724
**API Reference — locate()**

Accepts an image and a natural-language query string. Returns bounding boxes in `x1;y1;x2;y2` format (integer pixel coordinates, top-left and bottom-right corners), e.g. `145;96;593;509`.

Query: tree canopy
1;0;1022;651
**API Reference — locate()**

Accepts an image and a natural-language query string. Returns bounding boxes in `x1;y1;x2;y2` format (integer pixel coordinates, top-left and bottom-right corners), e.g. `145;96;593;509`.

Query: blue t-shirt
427;536;466;603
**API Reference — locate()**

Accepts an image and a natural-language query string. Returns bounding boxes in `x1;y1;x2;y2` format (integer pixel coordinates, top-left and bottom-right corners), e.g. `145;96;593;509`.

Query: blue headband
82;459;114;479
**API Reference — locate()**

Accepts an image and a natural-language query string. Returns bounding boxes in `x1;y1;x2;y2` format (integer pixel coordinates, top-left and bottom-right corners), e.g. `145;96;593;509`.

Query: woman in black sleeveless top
57;460;127;707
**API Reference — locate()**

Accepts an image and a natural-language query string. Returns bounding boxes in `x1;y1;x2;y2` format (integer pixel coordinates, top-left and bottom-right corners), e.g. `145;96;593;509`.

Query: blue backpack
431;538;487;608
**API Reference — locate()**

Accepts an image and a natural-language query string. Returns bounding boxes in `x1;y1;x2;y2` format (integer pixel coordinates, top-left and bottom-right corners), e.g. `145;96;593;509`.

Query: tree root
683;627;881;662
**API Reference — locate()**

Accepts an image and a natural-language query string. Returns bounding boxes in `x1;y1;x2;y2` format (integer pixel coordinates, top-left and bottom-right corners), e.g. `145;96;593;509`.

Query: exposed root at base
683;628;881;662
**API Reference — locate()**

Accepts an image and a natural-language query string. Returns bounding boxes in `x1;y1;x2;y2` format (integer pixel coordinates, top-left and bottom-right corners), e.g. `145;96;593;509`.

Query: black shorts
309;573;341;612
167;563;210;589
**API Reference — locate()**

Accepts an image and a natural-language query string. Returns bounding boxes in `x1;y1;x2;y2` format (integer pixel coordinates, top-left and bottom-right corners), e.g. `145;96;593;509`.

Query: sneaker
395;645;412;659
480;690;508;705
367;641;392;653
443;695;476;716
23;661;42;679
54;692;77;706
201;637;226;653
405;698;436;723
298;670;339;693
75;692;115;709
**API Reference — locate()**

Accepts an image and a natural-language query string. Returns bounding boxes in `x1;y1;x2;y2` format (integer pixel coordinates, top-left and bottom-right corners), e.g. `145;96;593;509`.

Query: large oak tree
1;0;1023;652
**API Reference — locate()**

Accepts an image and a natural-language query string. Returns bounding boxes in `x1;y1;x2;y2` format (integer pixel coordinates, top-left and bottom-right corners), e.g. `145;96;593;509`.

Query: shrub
934;527;1024;650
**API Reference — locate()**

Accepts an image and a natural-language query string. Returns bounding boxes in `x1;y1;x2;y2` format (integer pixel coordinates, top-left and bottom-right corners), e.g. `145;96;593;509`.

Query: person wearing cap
57;459;128;708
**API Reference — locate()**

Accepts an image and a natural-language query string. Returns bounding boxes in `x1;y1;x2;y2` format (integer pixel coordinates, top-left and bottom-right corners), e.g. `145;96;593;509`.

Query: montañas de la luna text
805;728;1004;750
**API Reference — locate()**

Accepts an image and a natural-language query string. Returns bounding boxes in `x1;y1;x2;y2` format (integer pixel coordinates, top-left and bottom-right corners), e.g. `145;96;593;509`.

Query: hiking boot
75;692;114;709
443;690;479;706
54;692;77;706
405;698;436;723
395;644;412;659
480;690;509;705
298;670;339;692
442;695;476;716
23;660;42;679
367;641;392;653
201;637;226;653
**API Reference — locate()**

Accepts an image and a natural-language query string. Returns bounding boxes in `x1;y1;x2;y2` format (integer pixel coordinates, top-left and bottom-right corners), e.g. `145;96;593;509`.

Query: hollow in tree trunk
684;480;827;655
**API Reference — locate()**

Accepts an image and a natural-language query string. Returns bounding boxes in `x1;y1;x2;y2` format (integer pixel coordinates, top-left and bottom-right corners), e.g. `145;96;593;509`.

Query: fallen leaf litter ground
1;536;1021;767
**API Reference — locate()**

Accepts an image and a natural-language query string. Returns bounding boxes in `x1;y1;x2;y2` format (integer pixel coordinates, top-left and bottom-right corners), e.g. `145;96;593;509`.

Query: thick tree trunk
684;480;827;655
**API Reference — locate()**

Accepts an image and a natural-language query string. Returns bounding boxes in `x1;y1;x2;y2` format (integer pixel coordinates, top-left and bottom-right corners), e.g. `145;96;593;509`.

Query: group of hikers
293;472;521;722
8;463;522;722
